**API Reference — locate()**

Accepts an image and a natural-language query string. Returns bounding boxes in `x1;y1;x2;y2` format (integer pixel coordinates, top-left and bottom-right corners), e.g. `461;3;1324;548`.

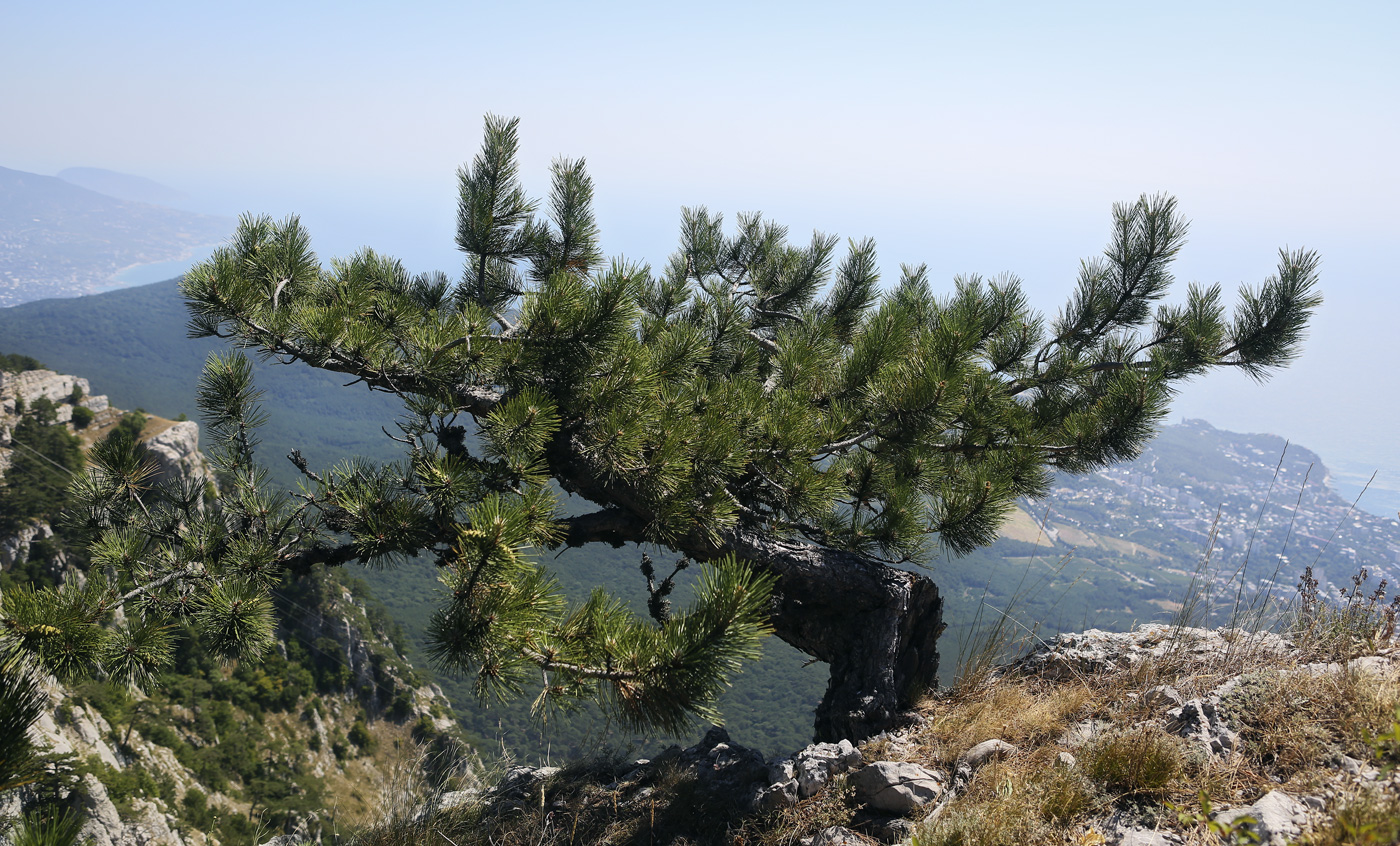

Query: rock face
143;421;213;490
1016;624;1291;680
0;520;64;571
22;688;205;846
0;368;461;846
0;369;104;418
0;367;111;472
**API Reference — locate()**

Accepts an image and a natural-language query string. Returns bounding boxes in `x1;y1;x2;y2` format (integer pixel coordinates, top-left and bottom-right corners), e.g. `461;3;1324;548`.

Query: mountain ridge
0;166;231;306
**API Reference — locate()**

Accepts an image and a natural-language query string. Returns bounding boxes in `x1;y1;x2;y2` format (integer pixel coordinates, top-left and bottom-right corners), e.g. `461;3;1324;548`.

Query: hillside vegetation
0;364;471;846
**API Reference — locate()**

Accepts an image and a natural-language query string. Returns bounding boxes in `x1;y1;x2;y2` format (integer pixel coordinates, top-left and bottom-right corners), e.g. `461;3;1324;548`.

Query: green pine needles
3;114;1321;740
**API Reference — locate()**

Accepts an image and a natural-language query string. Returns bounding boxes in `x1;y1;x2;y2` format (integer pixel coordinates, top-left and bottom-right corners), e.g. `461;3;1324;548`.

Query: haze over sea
5;1;1397;515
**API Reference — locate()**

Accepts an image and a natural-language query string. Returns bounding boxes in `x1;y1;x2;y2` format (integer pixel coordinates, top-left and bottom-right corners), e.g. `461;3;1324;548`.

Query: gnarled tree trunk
716;528;943;742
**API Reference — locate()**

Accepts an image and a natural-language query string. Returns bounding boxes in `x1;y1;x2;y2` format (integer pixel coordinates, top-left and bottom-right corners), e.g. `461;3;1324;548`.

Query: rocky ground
367;623;1399;846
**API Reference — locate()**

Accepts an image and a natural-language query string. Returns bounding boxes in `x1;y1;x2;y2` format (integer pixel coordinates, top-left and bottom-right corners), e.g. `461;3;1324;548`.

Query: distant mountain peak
56;166;189;206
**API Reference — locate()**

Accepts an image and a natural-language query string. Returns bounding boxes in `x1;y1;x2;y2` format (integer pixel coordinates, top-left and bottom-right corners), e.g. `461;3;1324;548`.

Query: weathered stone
856;814;916;844
1059;719;1110;749
1214;790;1309;846
1018;625;1290;681
698;736;769;807
756;779;798;810
1115;825;1177;846
75;774;126;846
810;825;870;845
851;761;945;813
143;421;214;490
1056;751;1077;768
785;739;865;799
957;739;1017;772
1166;698;1238;756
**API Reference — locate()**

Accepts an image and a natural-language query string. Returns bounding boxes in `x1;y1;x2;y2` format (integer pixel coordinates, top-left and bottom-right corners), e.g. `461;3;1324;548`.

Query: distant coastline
98;243;221;292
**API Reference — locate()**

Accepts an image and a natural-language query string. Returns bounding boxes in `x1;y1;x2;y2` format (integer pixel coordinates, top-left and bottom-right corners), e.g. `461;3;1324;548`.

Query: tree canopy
3;115;1321;741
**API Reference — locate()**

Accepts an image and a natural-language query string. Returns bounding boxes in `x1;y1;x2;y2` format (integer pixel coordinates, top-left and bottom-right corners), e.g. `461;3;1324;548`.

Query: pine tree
11;116;1321;741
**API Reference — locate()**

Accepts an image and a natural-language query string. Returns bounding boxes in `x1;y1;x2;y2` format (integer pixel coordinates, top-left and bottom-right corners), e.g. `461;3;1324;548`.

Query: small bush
1082;727;1182;797
389;688;414;721
411;714;438;744
0;353;45;372
69;680;133;725
181;789;216;830
1292;566;1400;660
70;405;94;429
349;718;375;752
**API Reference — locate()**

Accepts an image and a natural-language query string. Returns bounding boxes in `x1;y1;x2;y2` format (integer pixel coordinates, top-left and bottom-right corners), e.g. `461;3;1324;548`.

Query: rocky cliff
0;366;471;846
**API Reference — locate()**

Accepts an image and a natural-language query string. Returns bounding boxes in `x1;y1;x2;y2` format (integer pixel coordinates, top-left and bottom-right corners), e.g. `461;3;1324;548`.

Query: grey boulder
850;761;946;813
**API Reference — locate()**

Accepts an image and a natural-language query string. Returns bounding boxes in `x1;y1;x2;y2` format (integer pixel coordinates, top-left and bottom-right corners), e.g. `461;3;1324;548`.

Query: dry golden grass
904;680;1091;765
1297;785;1400;846
1080;727;1183;798
915;758;1090;846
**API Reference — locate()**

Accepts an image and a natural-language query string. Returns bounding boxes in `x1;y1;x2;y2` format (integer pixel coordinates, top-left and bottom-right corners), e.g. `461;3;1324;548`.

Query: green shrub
69;681;132;726
101;410;147;447
69;405;94;429
0;353;46;372
411;714;438;744
388;688;414;721
0;402;84;531
181;789;216;830
349;718;375;752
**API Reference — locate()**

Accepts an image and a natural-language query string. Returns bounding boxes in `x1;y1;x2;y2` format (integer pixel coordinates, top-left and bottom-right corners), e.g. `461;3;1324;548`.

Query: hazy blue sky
4;1;1398;504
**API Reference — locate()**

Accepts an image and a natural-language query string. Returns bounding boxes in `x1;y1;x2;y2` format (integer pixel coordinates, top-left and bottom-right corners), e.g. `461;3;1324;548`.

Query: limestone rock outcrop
142;420;213;490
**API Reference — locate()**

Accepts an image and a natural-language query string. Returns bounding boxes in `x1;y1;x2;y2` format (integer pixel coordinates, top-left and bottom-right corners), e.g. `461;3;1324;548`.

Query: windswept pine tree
5;116;1321;741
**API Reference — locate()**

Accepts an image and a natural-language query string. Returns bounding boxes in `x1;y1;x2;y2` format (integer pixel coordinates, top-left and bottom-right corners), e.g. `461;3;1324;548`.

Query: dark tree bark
559;511;945;742
714;528;943;742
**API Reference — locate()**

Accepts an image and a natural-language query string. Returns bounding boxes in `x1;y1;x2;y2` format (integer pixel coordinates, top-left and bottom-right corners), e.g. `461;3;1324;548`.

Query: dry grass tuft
911;680;1091;764
1080;726;1183;798
740;776;856;846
